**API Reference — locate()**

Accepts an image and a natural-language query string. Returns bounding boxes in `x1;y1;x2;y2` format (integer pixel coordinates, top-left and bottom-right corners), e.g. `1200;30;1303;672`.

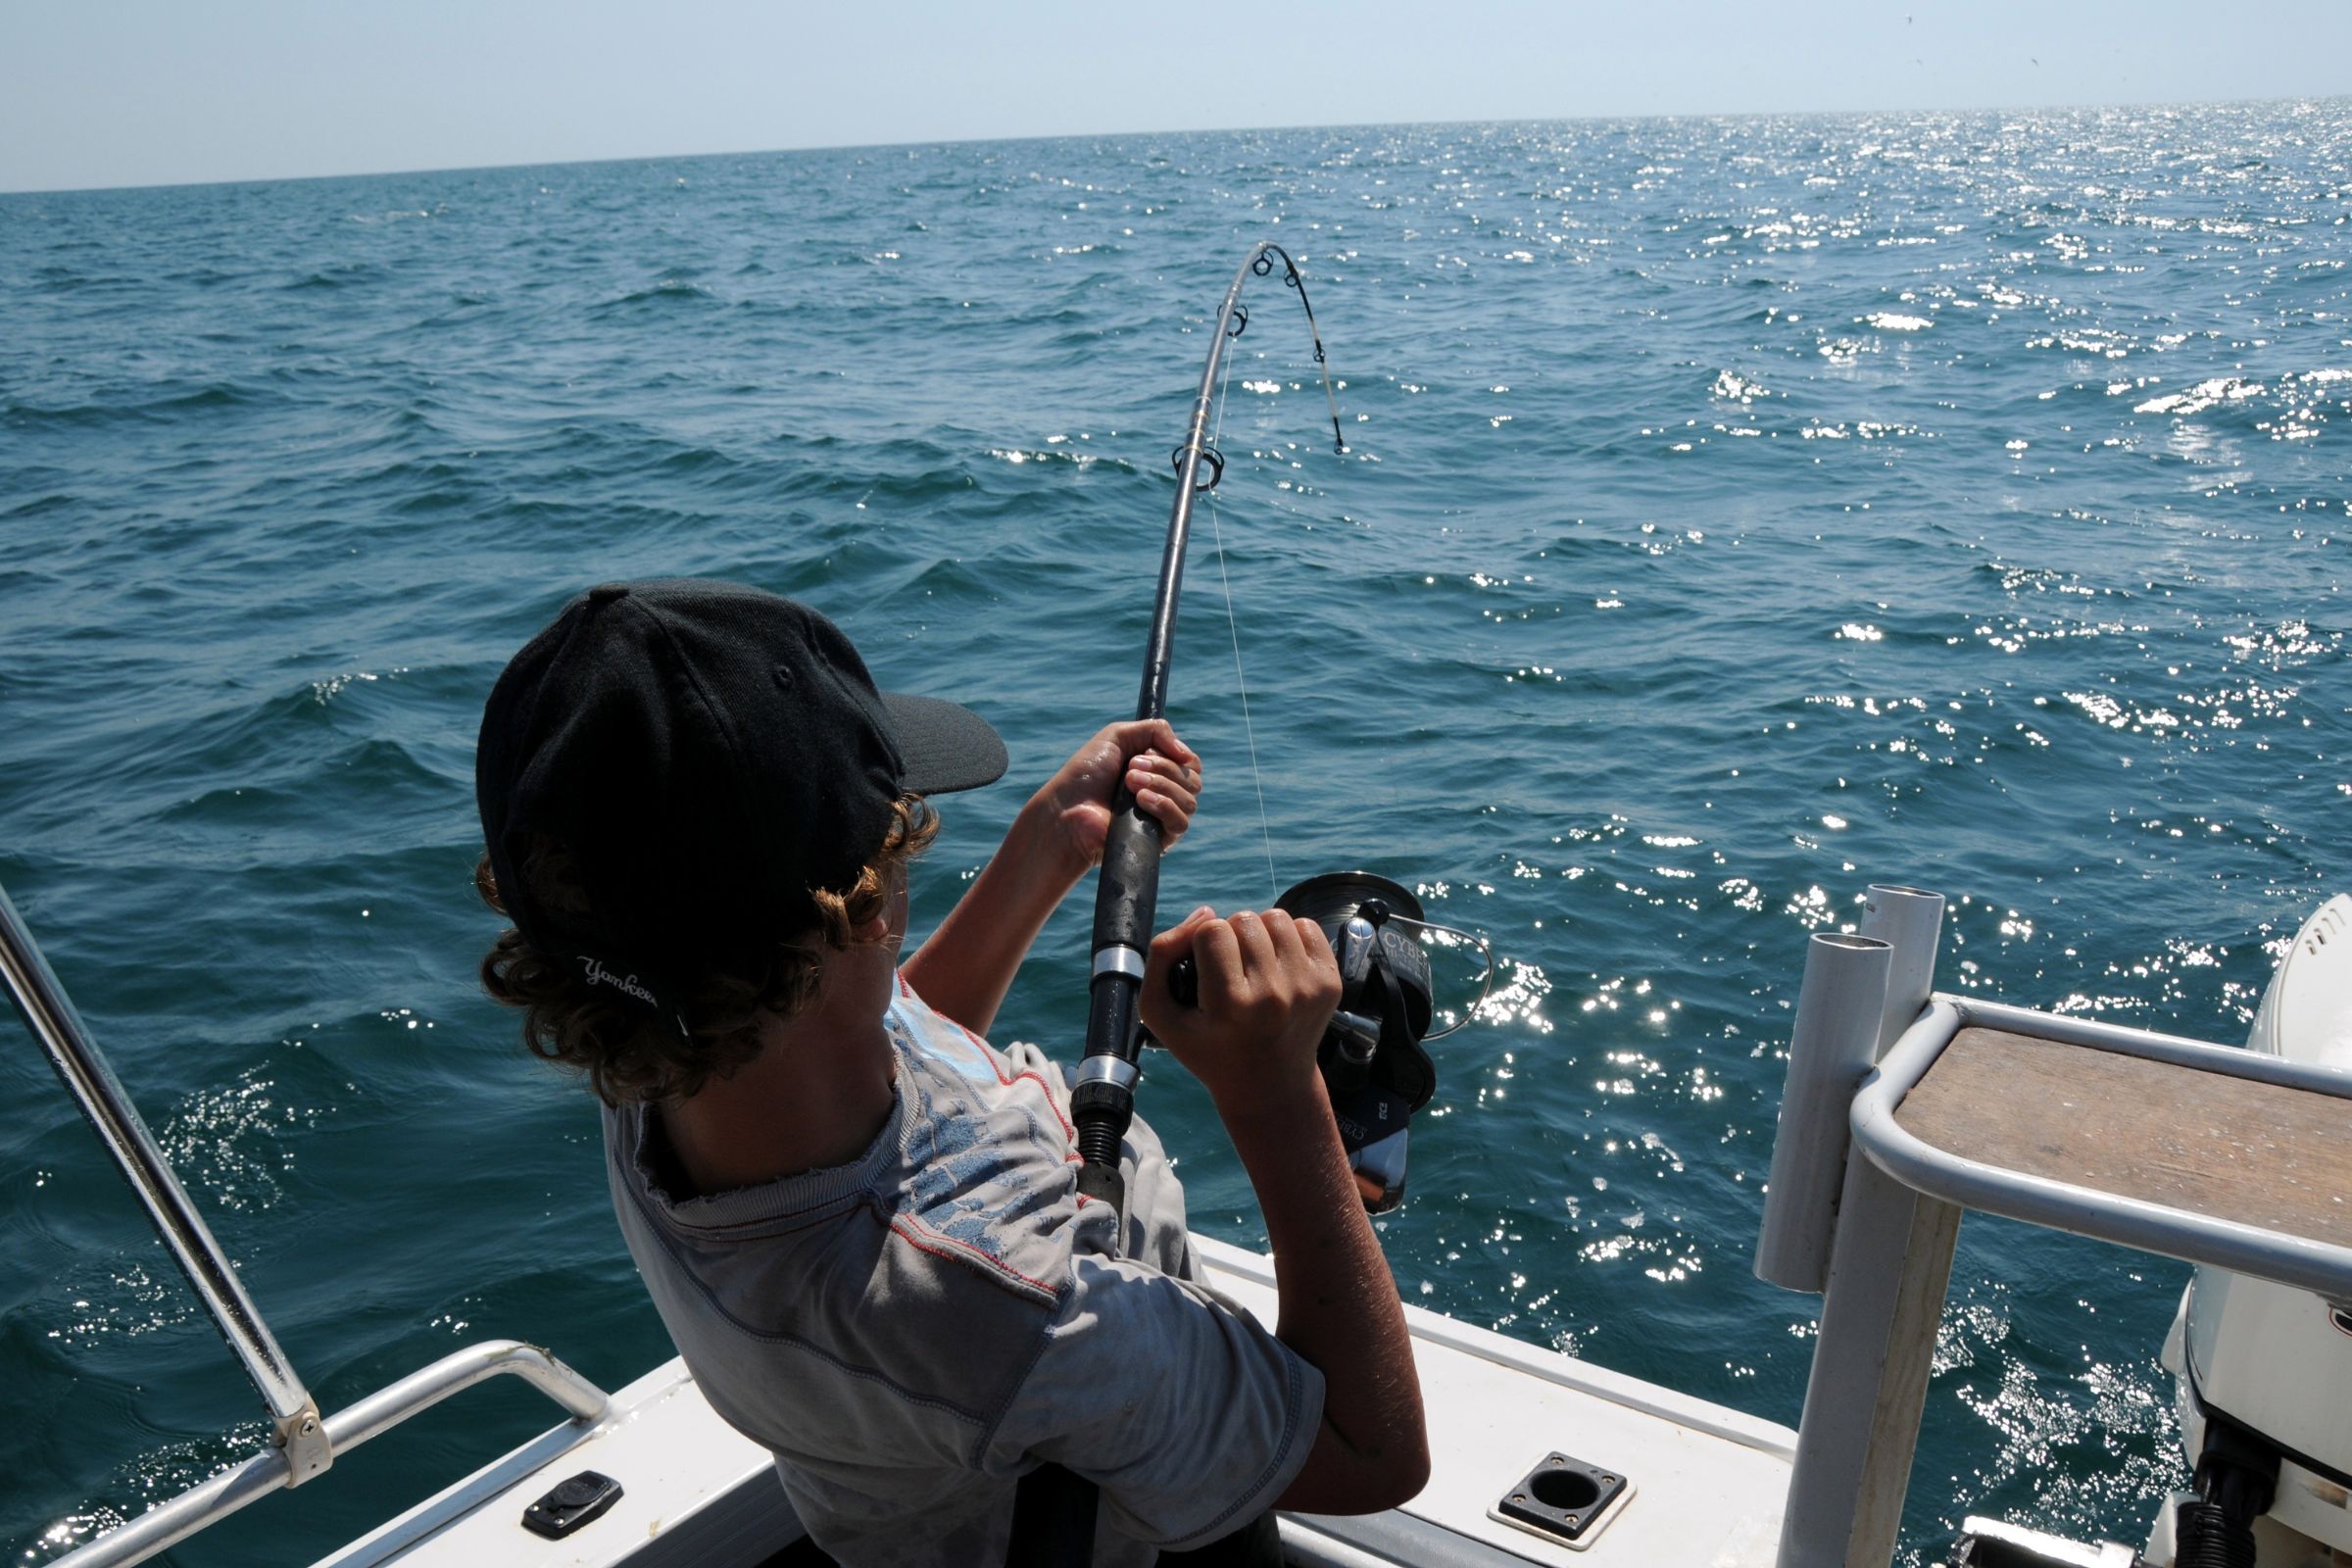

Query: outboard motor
2160;896;2352;1565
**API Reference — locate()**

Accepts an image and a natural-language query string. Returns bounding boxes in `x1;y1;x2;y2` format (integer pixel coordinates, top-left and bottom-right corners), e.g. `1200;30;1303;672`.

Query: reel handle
1166;903;1387;1010
1157;957;1374;1056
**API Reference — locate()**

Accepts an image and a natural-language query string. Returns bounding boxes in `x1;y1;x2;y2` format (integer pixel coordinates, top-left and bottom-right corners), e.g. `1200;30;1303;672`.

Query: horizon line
6;90;2343;200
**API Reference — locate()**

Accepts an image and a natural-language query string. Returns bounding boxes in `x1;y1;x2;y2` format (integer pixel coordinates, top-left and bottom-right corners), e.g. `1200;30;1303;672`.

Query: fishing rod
1005;240;1339;1568
1006;242;1491;1566
1064;240;1341;1218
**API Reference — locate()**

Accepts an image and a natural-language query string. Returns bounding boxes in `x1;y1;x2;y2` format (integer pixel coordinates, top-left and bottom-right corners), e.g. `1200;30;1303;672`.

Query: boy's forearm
1219;1084;1426;1482
901;800;1086;1033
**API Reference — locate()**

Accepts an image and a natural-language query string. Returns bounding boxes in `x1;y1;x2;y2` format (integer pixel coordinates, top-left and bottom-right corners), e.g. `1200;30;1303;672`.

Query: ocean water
2;102;2346;1565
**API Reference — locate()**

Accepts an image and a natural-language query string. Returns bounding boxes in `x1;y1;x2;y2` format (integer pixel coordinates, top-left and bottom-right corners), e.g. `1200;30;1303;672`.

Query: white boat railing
1;880;611;1568
1758;884;2352;1568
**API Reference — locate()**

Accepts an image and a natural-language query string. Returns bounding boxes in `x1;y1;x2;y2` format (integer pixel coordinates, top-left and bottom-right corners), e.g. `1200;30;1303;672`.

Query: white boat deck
318;1237;1794;1568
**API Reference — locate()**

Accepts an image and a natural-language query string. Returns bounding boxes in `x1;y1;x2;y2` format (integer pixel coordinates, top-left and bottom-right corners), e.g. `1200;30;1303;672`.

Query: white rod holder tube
1859;885;1944;1060
1755;930;1893;1295
1777;1145;1963;1568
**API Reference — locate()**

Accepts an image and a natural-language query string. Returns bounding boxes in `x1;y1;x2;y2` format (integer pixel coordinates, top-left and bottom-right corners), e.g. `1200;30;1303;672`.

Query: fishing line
1199;275;1495;1030
1256;246;1346;456
1201;312;1280;904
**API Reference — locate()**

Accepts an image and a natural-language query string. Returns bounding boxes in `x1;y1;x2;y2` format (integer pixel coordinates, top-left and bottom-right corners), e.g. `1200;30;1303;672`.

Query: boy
473;578;1426;1565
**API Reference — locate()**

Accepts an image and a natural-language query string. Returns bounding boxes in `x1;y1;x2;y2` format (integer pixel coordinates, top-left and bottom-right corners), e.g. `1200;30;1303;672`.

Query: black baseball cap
476;579;1006;1026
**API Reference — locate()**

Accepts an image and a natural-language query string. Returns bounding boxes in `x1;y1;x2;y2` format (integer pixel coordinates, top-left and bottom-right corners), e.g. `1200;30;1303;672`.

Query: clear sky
4;0;2346;194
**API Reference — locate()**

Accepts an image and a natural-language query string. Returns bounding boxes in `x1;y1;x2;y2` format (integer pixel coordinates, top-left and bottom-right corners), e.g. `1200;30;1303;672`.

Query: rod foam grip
1089;802;1163;956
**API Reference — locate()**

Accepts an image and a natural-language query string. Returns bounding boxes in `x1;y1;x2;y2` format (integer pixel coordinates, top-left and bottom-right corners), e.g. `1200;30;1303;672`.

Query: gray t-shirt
602;973;1324;1567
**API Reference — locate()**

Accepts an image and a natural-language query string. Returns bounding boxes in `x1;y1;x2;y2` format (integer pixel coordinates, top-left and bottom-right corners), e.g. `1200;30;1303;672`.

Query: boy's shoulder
876;981;1116;1304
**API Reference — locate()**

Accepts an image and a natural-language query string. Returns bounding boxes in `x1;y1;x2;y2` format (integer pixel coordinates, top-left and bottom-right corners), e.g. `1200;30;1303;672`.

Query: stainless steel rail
0;880;328;1472
51;1341;612;1568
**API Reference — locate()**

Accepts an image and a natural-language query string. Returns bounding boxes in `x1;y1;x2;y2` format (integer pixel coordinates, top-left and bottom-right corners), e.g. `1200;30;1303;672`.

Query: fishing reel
1167;871;1490;1214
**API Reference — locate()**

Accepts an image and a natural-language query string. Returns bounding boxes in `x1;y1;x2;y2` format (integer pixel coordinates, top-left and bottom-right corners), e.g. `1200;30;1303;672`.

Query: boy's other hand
1032;718;1202;876
1141;906;1340;1110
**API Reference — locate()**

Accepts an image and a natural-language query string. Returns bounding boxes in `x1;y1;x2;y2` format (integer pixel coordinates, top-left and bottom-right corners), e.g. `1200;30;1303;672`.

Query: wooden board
1893;1027;2352;1246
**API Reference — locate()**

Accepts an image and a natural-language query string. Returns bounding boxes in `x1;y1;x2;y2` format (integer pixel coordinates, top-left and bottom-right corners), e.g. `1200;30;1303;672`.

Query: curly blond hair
475;795;937;1105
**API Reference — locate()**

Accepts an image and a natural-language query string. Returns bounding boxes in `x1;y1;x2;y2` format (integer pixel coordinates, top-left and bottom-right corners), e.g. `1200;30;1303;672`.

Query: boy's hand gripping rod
1005;242;1342;1568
